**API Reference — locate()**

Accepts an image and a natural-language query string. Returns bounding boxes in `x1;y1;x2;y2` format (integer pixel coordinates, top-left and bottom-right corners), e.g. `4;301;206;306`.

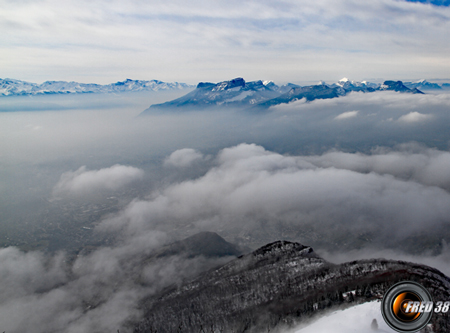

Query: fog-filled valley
2;88;450;332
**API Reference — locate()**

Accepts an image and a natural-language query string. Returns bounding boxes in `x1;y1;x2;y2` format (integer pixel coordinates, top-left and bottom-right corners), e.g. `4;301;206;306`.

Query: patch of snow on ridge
293;301;396;333
226;91;254;102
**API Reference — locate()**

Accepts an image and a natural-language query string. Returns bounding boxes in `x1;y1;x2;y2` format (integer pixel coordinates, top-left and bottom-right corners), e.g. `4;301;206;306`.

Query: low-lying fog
1;89;450;332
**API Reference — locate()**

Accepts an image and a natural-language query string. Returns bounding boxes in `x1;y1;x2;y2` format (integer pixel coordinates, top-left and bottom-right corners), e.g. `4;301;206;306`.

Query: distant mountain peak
196;81;215;89
211;77;245;91
380;80;423;93
152;231;245;259
404;79;442;91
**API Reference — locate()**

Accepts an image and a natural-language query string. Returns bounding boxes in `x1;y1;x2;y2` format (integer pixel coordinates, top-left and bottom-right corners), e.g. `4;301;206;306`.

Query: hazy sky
1;0;450;84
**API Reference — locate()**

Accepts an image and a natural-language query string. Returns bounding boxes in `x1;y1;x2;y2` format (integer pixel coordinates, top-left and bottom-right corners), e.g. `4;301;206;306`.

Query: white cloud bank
304;143;450;190
335;110;359;120
98;143;450;252
4;142;450;333
398;111;433;123
52;164;144;197
164;148;204;167
0;230;230;333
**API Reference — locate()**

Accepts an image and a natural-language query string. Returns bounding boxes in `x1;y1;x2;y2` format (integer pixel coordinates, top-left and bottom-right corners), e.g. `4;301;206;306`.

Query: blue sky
406;0;450;5
0;0;449;84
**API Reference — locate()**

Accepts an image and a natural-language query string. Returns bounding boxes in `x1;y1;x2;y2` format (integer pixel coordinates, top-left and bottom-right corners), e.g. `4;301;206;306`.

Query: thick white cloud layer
335;110;359;120
99;144;450;250
2;89;450;332
0;230;233;333
164;148;204;167
3;141;450;332
303;143;450;190
52;164;144;197
398;111;433;123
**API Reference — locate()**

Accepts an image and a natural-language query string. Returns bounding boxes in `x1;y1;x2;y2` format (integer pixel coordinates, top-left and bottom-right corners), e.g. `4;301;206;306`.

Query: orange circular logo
381;281;433;333
392;291;422;322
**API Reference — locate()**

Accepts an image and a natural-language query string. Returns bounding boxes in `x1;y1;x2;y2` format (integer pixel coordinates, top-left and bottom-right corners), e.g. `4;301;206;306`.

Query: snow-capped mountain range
142;77;450;113
404;79;450;91
2;77;447;99
0;78;194;96
331;77;450;91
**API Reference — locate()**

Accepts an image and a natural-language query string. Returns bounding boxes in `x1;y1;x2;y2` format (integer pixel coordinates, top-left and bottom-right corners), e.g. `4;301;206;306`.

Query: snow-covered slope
143;77;282;111
0;78;193;96
327;77;379;93
143;77;348;113
293;301;395;333
404;79;442;91
142;77;439;113
379;80;424;93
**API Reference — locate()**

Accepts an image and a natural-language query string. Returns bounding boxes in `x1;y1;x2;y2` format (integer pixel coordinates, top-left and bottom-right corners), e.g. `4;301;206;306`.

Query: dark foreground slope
133;241;450;333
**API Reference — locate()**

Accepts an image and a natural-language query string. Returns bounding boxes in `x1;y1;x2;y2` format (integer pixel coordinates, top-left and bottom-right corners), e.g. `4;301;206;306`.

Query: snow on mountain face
294;301;393;333
0;78;40;96
211;77;246;91
379;80;424;94
141;77;450;114
144;77;283;111
404;79;442;91
0;78;193;96
328;78;379;92
144;78;351;113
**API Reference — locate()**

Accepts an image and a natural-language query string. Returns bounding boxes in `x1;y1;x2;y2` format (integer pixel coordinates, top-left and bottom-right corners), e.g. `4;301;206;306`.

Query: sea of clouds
1;90;450;332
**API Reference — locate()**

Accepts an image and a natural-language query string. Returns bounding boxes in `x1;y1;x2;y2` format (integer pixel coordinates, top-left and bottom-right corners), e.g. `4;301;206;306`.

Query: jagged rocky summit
133;239;450;333
141;77;432;114
142;77;284;111
380;80;425;94
0;78;194;96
